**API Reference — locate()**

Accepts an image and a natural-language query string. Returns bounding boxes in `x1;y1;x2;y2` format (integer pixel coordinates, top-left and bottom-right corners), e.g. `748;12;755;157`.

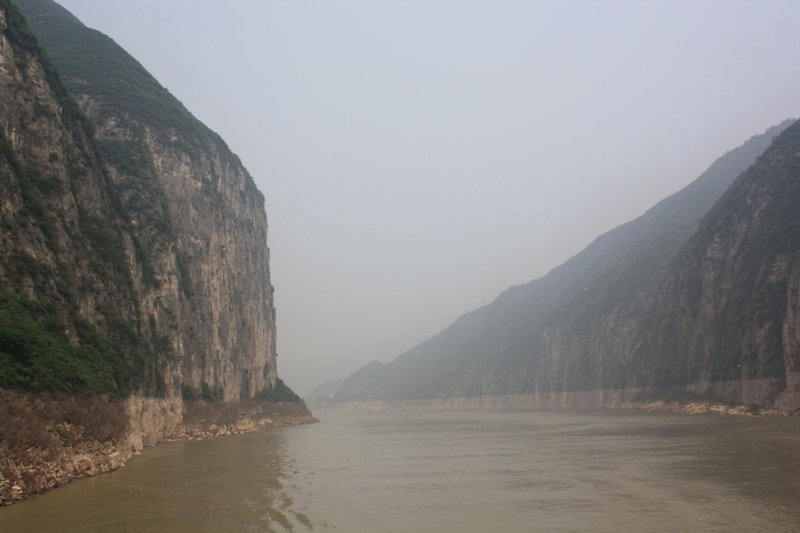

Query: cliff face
512;121;800;413
0;0;312;505
646;122;800;409
0;0;144;394
331;120;800;411
535;122;800;411
16;0;277;402
91;112;277;402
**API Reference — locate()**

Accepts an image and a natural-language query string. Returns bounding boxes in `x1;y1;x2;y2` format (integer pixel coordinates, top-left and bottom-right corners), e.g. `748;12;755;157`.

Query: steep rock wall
645;121;800;410
97;118;278;402
17;0;278;402
780;263;800;409
0;1;313;507
476;121;800;411
0;1;147;394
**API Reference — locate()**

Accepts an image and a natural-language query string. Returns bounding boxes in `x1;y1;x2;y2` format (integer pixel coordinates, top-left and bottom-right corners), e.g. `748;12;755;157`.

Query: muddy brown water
1;409;799;532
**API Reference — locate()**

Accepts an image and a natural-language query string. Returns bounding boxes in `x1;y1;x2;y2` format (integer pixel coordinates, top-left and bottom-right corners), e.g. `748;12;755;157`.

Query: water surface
1;409;799;532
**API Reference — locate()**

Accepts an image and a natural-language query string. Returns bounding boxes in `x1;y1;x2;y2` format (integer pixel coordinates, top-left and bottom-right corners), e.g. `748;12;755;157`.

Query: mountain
330;119;799;411
15;0;277;406
304;378;346;408
0;0;142;396
646;121;800;409
0;0;312;505
289;335;426;398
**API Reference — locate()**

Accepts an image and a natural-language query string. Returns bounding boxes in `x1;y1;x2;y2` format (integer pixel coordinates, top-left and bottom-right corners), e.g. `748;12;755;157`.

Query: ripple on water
0;409;799;533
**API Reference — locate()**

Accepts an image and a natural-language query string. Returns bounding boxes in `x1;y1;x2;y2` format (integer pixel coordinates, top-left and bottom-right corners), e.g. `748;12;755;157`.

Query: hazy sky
53;0;800;395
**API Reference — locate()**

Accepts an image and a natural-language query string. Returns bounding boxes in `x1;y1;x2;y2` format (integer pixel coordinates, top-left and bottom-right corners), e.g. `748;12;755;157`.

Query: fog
55;0;800;395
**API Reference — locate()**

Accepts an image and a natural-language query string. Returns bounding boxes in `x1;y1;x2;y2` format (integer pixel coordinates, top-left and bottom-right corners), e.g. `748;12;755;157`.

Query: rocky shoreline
619;399;794;417
320;383;800;414
0;390;317;506
319;392;798;417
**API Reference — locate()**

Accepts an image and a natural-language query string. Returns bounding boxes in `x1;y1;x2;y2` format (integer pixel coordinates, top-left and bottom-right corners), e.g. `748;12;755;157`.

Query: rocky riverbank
620;399;793;417
321;390;798;417
0;390;317;506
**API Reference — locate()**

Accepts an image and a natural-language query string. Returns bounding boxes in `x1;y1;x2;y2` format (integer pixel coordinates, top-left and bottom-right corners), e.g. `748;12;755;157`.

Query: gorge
1;0;799;516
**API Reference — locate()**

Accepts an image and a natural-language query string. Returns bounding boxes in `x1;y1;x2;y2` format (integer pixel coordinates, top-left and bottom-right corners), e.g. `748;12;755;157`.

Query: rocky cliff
0;0;312;505
532;120;800;411
0;0;142;395
329;119;800;412
646;122;800;410
16;0;277;405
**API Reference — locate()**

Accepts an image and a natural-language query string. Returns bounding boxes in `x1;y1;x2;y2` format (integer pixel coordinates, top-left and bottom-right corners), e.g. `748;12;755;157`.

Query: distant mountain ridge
330;119;799;411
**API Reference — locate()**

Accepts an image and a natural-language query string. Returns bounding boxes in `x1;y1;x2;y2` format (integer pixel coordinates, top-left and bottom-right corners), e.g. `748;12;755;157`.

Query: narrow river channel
2;409;799;532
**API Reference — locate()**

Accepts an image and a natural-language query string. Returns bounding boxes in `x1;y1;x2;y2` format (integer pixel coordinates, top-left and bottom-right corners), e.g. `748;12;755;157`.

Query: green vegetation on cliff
0;287;119;395
253;379;303;403
0;0;154;397
15;0;264;206
0;0;87;134
13;0;282;402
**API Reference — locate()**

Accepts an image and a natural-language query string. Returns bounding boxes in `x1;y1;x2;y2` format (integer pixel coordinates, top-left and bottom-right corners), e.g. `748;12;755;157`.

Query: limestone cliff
0;0;313;505
534;121;800;411
0;0;143;394
646;121;800;410
330;119;800;412
16;0;277;403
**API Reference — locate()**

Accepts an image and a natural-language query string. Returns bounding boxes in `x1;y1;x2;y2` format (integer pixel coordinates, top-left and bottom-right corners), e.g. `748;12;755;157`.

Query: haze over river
1;409;799;532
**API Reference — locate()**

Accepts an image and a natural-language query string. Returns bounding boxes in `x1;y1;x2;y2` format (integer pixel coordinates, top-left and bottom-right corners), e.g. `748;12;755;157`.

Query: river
1;409;799;532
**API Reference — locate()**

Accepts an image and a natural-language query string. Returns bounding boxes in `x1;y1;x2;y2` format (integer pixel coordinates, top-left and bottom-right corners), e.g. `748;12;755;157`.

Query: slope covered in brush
0;0;149;396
